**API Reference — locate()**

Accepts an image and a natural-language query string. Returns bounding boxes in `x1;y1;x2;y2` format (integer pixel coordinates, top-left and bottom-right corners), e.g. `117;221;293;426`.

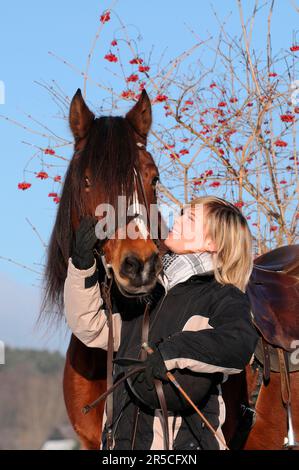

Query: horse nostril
120;252;161;287
122;255;143;277
148;253;160;273
143;253;162;282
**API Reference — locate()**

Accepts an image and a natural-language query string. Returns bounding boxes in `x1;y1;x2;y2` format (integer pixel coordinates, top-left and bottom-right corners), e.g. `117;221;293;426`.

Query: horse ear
126;89;152;139
69;88;95;140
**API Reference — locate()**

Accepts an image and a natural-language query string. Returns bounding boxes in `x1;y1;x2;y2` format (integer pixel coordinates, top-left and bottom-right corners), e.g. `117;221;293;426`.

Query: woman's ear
204;237;217;253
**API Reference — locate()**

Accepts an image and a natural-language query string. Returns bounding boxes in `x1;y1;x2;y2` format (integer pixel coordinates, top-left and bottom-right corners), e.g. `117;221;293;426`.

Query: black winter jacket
64;259;259;450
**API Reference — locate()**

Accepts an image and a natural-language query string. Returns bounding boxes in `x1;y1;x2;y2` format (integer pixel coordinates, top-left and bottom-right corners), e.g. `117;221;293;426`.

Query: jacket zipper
149;272;192;336
148;277;168;335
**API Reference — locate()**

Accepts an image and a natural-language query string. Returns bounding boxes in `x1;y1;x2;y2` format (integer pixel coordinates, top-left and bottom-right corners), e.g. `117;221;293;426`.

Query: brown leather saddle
247;244;299;353
246;244;299;449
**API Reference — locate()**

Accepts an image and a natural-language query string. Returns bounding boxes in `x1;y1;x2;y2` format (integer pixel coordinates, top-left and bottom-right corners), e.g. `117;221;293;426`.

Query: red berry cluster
104;53;118;63
44;148;55;155
18;182;31;191
36;171;49;179
100;11;110;23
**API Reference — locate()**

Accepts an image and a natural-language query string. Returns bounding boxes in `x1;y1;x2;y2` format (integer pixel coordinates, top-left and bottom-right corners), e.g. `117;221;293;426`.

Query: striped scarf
161;251;215;291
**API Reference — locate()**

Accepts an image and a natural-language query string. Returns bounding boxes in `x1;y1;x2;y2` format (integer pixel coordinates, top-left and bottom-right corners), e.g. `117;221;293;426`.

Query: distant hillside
3;347;65;374
0;347;75;449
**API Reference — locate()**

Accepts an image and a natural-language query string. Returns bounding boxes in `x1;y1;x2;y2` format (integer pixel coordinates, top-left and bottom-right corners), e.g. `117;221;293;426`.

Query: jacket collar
157;270;216;294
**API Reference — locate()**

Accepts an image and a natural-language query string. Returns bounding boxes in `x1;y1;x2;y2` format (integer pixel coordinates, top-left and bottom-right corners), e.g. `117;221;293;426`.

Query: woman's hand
113;344;168;388
72;216;98;270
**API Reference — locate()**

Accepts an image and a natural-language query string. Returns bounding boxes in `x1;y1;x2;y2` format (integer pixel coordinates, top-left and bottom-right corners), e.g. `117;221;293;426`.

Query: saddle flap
247;267;299;351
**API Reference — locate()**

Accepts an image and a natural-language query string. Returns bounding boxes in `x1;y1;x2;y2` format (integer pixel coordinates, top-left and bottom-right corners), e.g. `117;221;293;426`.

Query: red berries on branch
193;169;214;188
155;94;168;102
130;57;143;65
274;139;288;147
100;11;111;23
121;90;135;100
36;171;48;180
170;152;180;160
104;53;118;63
18;182;31;191
164;144;175;149
44;148;55;155
138;65;150;73
48;192;61;203
280;114;295;123
126;74;139;83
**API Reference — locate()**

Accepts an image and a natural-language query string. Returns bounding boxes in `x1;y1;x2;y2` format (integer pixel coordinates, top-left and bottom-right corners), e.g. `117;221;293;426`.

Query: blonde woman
64;195;258;450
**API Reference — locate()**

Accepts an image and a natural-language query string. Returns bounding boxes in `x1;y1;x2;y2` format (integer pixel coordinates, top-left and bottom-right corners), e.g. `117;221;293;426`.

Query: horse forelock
73;116;139;216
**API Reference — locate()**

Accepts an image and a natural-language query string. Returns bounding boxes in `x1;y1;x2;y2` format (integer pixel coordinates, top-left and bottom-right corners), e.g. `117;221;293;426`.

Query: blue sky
0;0;297;351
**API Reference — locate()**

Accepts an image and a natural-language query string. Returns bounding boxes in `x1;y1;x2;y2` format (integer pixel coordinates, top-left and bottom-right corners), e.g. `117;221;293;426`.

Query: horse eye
151;176;159;187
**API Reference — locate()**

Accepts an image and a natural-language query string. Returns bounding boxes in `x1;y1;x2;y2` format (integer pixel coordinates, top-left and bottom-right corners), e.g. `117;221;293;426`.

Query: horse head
42;88;164;319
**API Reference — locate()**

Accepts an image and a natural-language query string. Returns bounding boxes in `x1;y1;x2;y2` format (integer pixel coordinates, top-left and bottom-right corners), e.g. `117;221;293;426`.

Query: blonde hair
190;195;253;292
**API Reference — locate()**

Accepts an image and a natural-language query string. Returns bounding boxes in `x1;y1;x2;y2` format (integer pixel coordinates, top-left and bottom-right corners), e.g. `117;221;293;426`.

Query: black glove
141;346;168;388
113;344;168;389
72;216;98;270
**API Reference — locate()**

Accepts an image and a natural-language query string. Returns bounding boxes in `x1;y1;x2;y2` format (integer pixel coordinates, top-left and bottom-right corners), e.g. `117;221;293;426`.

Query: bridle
92;140;160;274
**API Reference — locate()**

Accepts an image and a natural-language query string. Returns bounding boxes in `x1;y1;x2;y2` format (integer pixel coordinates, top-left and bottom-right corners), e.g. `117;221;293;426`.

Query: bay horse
41;87;299;450
41;88;164;449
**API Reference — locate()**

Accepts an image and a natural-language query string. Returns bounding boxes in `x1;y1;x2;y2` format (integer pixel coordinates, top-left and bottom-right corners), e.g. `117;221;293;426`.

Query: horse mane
40;116;139;324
